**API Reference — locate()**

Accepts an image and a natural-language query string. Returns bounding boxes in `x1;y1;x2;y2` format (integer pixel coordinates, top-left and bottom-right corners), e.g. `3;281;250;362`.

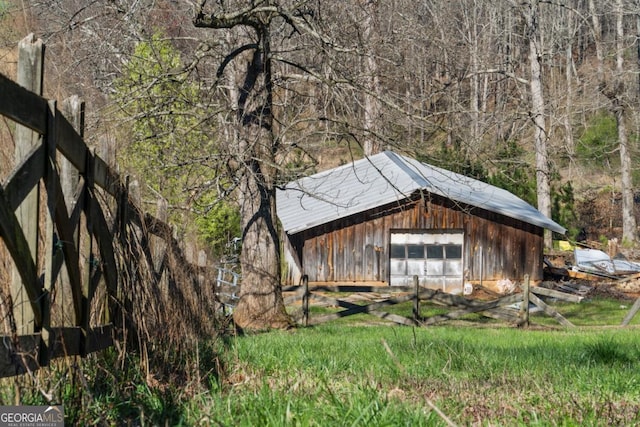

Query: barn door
389;231;464;294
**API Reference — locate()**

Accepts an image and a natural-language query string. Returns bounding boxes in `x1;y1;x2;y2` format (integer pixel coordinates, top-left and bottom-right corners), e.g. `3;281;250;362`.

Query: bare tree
193;1;295;330
510;0;553;248
612;0;638;244
358;0;383;155
588;0;605;84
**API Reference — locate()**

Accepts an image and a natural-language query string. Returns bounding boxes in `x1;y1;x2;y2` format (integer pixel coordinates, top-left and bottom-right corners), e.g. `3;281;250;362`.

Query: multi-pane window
391;244;462;260
389;231;464;292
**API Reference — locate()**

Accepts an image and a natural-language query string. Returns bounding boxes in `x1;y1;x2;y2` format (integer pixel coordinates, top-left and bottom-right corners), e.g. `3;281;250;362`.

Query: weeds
580;335;635;365
0;337;224;425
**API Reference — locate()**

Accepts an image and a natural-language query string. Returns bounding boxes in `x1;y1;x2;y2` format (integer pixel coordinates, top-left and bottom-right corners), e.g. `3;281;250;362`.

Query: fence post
60;96;83;209
93;135;115;328
123;179;141;348
412;275;420;322
302;275;309;327
60;96;84;328
39;99;58;366
197;249;207;322
11;34;44;335
519;274;530;327
152;198;168;295
80;147;100;356
114;175;130;337
153;198;168;269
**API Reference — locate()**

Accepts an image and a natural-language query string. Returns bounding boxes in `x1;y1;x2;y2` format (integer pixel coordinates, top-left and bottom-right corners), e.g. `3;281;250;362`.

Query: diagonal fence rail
283;275;581;328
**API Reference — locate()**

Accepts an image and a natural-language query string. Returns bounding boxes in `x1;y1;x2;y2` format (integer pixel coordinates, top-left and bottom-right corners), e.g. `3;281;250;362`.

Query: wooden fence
282;275;582;328
0;34;218;378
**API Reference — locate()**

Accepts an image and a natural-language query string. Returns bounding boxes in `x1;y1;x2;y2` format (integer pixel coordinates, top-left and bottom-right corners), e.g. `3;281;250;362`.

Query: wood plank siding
284;191;544;285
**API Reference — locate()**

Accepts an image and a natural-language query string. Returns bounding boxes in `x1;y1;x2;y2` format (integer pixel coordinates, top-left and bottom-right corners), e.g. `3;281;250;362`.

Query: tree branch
193;1;278;29
466;69;529;85
217;43;258;79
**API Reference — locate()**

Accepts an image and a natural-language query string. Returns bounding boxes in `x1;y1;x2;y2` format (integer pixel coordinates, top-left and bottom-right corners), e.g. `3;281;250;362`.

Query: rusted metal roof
277;151;566;235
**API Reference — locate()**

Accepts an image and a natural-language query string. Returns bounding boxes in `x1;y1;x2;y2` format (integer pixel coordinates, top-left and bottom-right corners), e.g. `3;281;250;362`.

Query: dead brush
110;189;223;396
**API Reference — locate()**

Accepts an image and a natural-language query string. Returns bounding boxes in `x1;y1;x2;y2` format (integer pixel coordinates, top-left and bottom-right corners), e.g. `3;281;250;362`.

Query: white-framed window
389;230;463;294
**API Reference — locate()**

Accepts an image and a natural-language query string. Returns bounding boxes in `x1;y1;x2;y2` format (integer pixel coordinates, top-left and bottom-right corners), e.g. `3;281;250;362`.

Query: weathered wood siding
286;191;544;284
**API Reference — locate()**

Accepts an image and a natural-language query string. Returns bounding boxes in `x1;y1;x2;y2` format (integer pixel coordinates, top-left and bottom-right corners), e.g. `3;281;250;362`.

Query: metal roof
276;151;566;235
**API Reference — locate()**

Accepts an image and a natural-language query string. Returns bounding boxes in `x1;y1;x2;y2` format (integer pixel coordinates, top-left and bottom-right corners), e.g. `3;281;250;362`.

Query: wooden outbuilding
277;151;566;294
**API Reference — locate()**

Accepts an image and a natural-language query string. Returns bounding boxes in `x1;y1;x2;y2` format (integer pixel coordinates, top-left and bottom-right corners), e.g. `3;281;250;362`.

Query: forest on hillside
1;0;639;249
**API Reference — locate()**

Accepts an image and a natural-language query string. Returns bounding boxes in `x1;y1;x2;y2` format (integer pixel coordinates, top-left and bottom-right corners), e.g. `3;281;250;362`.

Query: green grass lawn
188;314;640;426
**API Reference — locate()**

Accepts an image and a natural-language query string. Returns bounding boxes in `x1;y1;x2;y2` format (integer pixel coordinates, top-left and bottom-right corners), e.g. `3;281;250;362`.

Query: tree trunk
194;6;291;331
527;1;553;248
564;45;575;158
467;0;481;147
588;0;604;84
361;0;382;155
615;0;638;244
616;106;637;244
231;28;291;331
234;157;291;330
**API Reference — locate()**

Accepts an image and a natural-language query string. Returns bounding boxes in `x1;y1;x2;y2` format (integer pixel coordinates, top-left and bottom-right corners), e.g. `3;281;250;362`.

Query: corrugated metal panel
277;151;566;235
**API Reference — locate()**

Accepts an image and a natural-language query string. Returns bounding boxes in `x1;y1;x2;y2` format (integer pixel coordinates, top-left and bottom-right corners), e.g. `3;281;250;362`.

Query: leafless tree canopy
5;1;633;165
